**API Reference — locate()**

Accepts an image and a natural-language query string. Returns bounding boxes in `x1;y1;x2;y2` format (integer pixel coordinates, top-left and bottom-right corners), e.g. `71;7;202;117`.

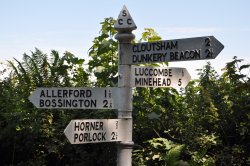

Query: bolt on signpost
114;5;136;166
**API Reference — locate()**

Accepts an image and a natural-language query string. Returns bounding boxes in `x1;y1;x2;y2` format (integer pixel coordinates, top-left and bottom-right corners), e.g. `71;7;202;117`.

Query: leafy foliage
133;138;187;166
0;17;249;165
88;17;118;87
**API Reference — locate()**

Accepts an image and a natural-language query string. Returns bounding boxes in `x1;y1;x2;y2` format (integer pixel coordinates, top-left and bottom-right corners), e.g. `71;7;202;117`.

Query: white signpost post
29;87;123;109
131;66;191;89
64;119;126;144
114;5;136;166
113;5;223;166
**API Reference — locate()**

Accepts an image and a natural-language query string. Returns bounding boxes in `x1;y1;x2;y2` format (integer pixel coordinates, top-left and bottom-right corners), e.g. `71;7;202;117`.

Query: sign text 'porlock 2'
64;119;126;144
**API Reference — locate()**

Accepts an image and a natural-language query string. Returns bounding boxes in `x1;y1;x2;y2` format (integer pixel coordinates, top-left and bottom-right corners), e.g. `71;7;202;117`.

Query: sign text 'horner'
64;119;125;144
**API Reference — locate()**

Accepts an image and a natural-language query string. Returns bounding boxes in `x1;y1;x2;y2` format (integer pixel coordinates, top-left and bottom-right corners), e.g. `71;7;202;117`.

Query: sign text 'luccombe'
131;66;191;88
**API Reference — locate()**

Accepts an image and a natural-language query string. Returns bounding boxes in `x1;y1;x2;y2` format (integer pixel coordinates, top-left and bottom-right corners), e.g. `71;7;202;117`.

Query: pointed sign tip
211;36;224;56
122;5;127;9
114;5;137;32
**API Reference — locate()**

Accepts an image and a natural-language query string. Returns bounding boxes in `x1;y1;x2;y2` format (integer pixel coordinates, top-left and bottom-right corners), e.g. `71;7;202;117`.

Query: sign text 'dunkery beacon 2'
120;36;224;65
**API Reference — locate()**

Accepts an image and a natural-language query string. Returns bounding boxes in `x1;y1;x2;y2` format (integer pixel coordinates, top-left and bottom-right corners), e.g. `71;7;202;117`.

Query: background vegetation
0;18;249;165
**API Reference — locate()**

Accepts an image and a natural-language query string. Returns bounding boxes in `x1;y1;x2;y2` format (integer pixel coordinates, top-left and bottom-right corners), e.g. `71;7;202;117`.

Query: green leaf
239;64;250;71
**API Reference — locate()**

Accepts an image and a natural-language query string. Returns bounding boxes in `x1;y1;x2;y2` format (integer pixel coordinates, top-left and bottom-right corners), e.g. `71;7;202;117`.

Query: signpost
64;119;126;144
29;87;123;109
131;66;191;89
114;5;136;166
28;5;224;166
120;36;224;65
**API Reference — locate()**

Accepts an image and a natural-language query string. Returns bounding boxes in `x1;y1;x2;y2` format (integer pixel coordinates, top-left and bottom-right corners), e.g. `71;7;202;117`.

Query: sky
0;0;249;79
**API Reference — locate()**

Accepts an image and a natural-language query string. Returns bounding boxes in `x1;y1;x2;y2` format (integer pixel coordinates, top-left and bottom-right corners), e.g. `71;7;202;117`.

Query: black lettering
162;78;167;86
45;100;50;107
40;99;44;107
92;133;97;141
73;90;79;97
127;19;132;25
40;90;45;97
89;133;92;141
102;132;106;140
170;52;175;60
118;19;123;25
178;79;182;86
172;41;178;49
74;134;78;142
46;90;51;97
97;133;102;141
91;100;96;107
69;90;73;97
149;68;153;76
132;45;137;52
85;122;90;131
51;99;56;107
167;78;171;86
79;133;83;142
205;49;213;58
80;90;85;97
134;77;172;87
134;67;139;76
100;122;103;130
66;99;71;107
58;99;62;107
122;10;127;16
84;100;90;107
132;55;137;63
86;90;92;97
135;78;141;86
154;78;159;86
205;37;211;47
148;78;152;86
80;122;84;130
90;122;95;131
78;99;83;107
72;100;77;107
74;122;80;131
103;100;108;108
84;133;88;142
63;90;68;97
57;90;62;97
111;132;115;140
169;69;172;77
52;90;56;97
169;50;201;61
